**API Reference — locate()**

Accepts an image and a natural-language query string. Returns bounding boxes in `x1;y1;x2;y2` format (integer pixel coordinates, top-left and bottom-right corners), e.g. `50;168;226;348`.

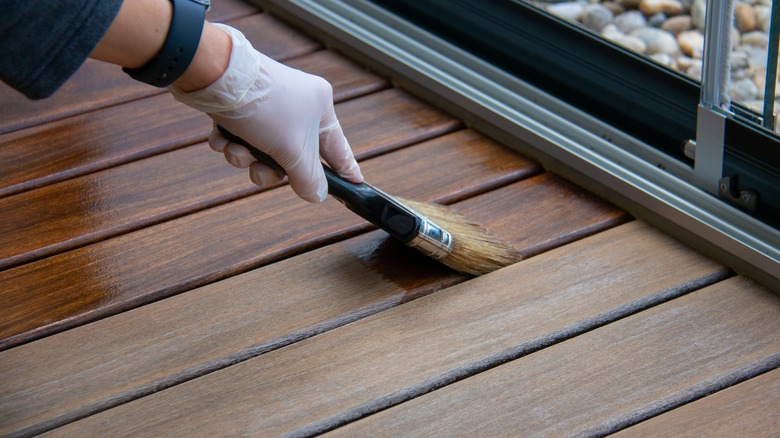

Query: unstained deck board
42;222;728;436
613;367;780;436
327;276;779;437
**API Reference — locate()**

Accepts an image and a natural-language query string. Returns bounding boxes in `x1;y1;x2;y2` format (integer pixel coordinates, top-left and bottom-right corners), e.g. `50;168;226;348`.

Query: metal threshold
256;0;780;292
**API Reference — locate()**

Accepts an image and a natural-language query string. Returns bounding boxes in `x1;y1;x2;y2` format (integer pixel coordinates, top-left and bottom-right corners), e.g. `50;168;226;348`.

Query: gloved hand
169;24;363;203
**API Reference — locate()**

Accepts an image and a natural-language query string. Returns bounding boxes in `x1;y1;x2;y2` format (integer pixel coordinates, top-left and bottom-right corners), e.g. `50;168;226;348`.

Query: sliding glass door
368;0;780;228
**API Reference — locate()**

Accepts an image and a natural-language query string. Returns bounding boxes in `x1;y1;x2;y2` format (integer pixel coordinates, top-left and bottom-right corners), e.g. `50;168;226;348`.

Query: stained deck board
328;276;779;437
0;174;626;437
0;89;443;270
613;367;780;436
0;4;293;136
0;49;387;199
0;129;532;350
37;222;727;437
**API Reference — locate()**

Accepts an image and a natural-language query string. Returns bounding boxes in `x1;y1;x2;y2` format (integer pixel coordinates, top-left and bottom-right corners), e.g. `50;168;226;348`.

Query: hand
169;24;363;203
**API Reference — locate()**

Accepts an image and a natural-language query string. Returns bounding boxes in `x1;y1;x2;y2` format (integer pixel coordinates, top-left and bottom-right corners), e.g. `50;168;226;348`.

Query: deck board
327;277;779;437
0;174;625;437
0;89;445;269
613;367;780;436
0;129;531;350
39;222;727;437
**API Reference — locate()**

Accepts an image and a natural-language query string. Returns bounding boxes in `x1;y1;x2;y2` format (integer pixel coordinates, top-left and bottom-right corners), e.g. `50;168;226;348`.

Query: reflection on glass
526;0;777;129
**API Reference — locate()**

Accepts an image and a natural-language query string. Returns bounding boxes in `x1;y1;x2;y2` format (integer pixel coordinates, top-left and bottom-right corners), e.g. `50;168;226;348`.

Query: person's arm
89;0;230;92
90;0;363;203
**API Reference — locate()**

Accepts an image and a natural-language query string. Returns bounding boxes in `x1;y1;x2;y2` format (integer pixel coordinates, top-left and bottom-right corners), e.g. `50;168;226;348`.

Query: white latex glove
169;24;363;203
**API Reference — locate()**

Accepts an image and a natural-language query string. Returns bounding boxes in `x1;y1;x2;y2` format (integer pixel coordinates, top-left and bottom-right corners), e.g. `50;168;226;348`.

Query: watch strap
123;0;209;87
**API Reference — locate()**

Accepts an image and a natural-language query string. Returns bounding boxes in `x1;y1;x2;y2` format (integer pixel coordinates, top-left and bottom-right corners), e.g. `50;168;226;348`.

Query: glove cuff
168;23;269;113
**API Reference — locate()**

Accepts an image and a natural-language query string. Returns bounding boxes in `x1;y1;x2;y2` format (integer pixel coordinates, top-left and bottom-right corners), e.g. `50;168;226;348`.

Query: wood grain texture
0;93;207;198
42;222;726;437
613;367;780;437
285;50;389;102
0;5;281;135
226;13;320;61
0;171;626;437
450;173;631;258
0;49;386;198
207;0;261;22
0;60;154;135
0;129;531;350
329;276;780;437
0;89;449;269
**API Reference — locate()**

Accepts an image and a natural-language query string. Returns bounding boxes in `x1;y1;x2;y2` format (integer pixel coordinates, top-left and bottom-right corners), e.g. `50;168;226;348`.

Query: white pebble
601;23;623;38
614;10;647;33
630;27;680;54
741;30;769;48
649;52;675;67
729;77;761;102
690;0;706;30
730;50;751;71
676;55;702;71
547;2;586;22
607;32;649;52
581;4;614;31
686;63;703;80
740;44;769;68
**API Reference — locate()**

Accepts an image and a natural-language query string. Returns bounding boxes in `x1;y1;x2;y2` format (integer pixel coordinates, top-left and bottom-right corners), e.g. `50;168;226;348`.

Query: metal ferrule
407;217;453;260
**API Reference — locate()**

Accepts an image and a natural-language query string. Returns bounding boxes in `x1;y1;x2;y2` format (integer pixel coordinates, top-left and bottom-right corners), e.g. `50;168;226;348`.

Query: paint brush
217;126;522;275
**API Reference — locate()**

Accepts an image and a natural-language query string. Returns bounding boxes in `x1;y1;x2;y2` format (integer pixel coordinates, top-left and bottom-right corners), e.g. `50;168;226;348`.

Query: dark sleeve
0;0;124;99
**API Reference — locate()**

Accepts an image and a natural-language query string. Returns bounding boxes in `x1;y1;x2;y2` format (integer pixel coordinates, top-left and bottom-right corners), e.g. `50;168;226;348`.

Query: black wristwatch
123;0;212;87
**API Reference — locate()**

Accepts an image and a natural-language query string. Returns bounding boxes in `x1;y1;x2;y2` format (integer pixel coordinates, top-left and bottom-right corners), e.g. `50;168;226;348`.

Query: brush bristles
399;198;523;276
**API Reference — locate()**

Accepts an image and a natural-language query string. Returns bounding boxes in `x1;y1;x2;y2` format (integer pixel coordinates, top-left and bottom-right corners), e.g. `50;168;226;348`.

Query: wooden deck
1;2;778;436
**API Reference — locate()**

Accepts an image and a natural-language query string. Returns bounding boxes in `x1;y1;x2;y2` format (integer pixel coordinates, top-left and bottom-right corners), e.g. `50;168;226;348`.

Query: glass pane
527;0;778;132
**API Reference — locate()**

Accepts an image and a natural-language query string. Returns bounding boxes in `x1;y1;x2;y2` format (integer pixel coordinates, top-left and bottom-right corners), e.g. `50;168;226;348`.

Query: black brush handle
216;125;421;243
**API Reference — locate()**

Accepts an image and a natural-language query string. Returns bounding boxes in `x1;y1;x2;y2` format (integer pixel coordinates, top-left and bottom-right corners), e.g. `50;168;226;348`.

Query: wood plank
327;276;780;437
0;10;312;135
0;129;531;350
285;50;389;102
40;222;727;436
0;64;391;200
206;0;261;22
614;367;780;436
0;173;626;437
0;92;207;199
0;60;153;135
0;89;446;269
227;13;320;61
455;173;631;259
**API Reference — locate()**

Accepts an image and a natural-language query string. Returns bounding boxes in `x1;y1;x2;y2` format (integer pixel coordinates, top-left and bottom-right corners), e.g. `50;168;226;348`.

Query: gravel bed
527;0;776;118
